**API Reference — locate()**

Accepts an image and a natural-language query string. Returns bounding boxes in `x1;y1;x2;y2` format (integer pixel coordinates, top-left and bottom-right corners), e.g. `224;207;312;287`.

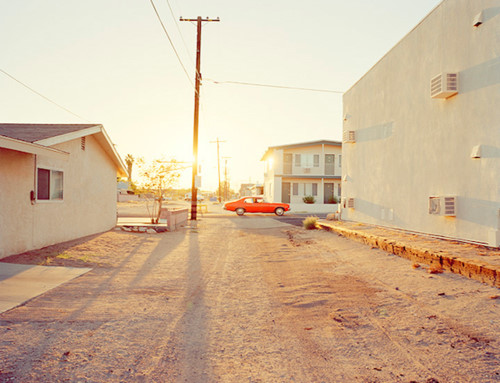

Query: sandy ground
1;213;499;382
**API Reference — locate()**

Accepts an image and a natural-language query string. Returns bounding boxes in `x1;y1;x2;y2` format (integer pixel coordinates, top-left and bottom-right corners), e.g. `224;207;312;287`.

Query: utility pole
180;16;220;221
222;156;231;201
210;137;226;203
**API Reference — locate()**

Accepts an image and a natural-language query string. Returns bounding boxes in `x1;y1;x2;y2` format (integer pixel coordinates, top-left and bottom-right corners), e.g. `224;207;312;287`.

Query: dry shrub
303;216;319;230
412;263;421;269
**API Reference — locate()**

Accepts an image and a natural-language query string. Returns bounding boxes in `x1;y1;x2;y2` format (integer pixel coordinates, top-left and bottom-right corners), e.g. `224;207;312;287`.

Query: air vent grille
343;130;356;143
431;73;459;99
443;196;457;216
347;198;355;209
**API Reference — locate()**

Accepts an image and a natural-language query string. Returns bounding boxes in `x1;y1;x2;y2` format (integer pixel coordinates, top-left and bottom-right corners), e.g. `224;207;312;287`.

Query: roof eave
0;135;69;160
34;125;103;146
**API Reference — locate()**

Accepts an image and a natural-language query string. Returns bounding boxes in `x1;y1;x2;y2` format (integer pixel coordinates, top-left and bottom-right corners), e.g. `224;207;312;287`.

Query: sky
0;0;442;191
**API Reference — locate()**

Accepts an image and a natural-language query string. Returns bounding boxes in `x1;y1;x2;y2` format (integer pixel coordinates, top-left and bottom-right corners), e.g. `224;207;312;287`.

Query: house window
312;183;318;196
292;183;299;195
339;155;342;167
313;154;319;167
37;168;63;200
294;154;301;167
81;137;86;151
338;183;341;196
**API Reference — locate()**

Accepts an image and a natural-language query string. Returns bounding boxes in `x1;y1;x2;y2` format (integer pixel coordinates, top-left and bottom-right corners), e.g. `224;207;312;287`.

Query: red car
224;196;290;216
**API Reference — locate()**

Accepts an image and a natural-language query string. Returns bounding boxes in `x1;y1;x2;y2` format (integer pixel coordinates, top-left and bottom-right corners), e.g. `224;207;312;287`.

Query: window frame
294;154;301;167
36;167;64;203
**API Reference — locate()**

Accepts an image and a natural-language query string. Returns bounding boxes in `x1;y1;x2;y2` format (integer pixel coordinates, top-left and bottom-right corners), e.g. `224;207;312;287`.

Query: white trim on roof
34;125;102;146
33;124;127;177
0;135;69;160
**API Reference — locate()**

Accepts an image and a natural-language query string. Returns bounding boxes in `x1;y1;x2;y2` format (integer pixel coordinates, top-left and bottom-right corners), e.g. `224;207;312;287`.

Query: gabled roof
0;123;127;177
0;123;99;143
261;139;342;161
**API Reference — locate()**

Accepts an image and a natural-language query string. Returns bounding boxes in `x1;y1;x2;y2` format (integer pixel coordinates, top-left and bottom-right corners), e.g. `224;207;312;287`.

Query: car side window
256;198;264;203
244;198;253;204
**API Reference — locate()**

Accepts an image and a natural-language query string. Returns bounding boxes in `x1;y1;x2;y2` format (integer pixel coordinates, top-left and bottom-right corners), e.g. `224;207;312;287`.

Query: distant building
0;124;127;257
261;140;342;212
239;183;254;197
342;0;500;247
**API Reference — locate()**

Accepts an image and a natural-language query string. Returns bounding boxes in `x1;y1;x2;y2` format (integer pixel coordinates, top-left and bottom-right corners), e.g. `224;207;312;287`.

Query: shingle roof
0;124;99;143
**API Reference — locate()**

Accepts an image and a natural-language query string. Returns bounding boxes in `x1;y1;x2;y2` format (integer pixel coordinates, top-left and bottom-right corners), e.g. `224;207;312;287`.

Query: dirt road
1;215;499;382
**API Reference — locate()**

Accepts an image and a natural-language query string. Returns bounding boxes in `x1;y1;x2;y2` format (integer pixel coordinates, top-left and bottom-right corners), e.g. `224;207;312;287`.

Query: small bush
303;216;319;230
303;195;316;204
327;196;339;204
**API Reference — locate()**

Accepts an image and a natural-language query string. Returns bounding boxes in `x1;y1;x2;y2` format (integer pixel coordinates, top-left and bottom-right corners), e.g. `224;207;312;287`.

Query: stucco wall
342;0;500;246
0;135;118;257
0;149;36;258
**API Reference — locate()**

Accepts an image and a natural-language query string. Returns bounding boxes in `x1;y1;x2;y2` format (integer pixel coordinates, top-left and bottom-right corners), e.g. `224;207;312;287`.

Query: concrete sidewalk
0;263;91;314
318;220;500;288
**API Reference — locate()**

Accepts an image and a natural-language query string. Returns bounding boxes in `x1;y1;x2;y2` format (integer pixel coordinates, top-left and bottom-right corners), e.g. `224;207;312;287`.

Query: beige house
342;0;500;247
262;140;342;213
0;124;127;258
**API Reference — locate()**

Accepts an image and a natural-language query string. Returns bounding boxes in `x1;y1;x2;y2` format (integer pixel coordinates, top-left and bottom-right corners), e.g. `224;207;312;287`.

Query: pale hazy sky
1;0;441;190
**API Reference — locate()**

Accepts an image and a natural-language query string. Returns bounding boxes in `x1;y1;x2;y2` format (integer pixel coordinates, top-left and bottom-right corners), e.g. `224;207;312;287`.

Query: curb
318;221;500;289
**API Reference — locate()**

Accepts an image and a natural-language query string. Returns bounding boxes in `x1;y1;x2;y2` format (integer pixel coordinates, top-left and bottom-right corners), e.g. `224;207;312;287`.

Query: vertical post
224;158;228;200
216;139;221;202
210;137;225;203
180;16;219;221
190;16;202;221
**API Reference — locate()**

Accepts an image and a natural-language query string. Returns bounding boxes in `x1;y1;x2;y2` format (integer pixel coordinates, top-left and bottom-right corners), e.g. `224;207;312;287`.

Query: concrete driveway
0;263;91;314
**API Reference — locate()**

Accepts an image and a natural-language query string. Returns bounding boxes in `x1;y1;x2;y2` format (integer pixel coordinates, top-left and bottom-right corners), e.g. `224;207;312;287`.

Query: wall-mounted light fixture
473;11;483;28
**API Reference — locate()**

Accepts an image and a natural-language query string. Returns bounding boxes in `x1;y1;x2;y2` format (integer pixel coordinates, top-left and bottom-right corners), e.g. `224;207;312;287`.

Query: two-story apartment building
342;0;500;247
261;140;342;212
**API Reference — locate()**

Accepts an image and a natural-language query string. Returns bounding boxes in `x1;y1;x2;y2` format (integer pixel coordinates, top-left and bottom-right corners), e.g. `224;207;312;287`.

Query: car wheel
275;207;285;216
236;208;245;216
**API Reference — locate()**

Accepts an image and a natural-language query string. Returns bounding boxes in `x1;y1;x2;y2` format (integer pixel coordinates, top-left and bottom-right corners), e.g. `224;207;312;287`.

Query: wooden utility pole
180;16;220;221
210;137;226;203
223;156;231;201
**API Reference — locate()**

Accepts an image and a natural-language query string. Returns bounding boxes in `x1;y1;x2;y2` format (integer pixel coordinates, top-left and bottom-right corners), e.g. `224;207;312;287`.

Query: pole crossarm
180;17;220;22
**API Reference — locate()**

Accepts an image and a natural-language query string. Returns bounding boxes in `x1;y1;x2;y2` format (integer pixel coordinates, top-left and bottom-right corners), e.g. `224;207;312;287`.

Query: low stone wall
318;221;500;289
160;208;189;231
117;194;140;202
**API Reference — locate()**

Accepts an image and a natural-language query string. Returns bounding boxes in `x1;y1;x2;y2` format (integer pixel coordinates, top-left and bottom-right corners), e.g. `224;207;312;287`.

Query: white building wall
0;135;119;257
342;0;500;246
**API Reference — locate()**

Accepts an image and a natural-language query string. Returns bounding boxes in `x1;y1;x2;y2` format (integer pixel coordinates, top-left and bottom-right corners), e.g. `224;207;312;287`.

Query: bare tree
137;158;181;223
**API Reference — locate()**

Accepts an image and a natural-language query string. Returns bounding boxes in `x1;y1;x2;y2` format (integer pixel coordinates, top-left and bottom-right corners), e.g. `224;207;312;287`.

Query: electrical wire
164;0;194;66
149;0;196;92
206;79;344;94
0;68;89;121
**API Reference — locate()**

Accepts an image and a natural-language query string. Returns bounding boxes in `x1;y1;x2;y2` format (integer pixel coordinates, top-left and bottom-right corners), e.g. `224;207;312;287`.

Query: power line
206;79;344;94
0;68;89;121
164;0;194;66
149;0;196;91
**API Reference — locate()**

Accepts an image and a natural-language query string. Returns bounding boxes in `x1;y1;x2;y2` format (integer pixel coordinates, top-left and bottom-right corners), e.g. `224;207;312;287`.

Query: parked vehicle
184;193;204;202
223;196;290;216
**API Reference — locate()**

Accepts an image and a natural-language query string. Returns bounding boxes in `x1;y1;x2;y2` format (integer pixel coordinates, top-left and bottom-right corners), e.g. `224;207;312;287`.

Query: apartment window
292;183;299;196
313;154;319;167
294;154;301;167
339;155;342;167
312;183;318;196
37;168;63;200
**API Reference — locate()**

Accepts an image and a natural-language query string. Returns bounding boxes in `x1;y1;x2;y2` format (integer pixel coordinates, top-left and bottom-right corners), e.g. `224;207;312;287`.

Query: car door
243;197;257;213
256;197;272;213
